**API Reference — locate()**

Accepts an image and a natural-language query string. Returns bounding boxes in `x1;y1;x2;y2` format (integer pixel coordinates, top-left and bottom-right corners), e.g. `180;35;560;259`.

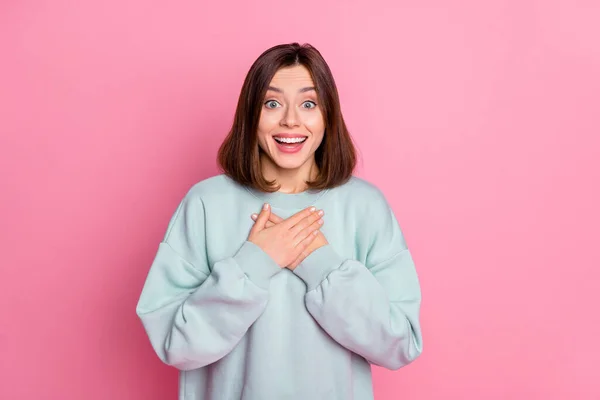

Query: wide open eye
265;100;281;109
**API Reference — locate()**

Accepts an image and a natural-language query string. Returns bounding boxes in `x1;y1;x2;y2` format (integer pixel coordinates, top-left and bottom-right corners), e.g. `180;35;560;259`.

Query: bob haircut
217;42;357;192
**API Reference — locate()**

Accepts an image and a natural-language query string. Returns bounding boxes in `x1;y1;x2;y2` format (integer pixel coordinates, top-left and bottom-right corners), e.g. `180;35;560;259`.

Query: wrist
292;244;345;291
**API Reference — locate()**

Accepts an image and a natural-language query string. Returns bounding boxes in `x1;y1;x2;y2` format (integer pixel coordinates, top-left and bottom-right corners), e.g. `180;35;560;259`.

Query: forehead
269;65;314;88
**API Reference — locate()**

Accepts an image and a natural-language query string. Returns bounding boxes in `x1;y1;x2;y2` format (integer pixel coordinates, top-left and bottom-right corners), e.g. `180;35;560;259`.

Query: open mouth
272;135;308;154
273;137;307;144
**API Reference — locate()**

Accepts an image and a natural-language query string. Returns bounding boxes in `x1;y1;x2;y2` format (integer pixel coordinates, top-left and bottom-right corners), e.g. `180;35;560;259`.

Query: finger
250;203;270;233
293;217;323;246
283;206;317;229
291;209;324;236
269;213;284;223
287;254;303;270
294;228;319;255
252;213;277;228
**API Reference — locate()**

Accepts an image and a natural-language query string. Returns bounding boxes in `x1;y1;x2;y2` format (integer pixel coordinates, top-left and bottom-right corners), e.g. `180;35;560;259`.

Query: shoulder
333;176;407;253
336;175;390;210
170;174;246;217
184;173;245;203
331;176;397;236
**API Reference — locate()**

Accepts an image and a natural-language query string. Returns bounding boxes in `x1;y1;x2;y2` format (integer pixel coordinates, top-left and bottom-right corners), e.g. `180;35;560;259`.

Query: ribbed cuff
293;244;345;291
233;241;282;289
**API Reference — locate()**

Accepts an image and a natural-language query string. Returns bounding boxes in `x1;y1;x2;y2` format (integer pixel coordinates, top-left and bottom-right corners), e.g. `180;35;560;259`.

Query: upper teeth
275;137;306;143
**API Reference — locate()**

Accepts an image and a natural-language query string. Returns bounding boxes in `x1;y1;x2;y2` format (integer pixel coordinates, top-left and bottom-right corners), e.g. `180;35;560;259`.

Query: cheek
304;112;325;134
312;132;325;148
257;113;275;142
258;110;279;130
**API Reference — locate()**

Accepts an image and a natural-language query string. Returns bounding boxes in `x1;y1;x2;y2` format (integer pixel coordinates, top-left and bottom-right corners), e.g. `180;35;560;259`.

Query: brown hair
217;42;357;192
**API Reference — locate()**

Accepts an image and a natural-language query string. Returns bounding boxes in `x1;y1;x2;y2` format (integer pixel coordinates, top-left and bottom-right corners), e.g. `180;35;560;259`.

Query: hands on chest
249;204;328;270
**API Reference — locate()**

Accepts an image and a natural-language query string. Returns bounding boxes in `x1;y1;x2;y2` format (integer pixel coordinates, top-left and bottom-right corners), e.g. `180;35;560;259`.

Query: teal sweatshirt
136;174;423;400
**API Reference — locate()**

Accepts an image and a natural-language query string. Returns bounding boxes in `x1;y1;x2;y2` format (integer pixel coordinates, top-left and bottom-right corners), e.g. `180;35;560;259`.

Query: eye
264;100;280;109
302;101;317;109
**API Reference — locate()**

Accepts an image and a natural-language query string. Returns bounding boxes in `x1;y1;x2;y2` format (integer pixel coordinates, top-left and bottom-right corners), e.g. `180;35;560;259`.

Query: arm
135;192;281;371
292;190;423;370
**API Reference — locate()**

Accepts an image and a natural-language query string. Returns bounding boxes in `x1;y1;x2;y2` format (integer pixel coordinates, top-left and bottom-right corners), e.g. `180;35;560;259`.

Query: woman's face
256;65;325;171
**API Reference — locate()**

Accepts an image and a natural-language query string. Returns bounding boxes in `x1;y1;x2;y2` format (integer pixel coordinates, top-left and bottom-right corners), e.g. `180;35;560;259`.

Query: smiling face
256;65;325;174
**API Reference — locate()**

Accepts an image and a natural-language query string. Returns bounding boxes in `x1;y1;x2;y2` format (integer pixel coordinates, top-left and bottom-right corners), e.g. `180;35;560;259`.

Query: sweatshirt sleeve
292;189;423;370
135;191;281;371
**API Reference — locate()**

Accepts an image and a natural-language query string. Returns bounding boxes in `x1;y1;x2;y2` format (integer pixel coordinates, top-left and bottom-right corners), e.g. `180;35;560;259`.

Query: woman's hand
248;204;324;268
251;207;328;270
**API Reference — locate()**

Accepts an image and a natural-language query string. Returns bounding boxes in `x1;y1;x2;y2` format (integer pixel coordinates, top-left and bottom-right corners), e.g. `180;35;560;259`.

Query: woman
136;42;423;400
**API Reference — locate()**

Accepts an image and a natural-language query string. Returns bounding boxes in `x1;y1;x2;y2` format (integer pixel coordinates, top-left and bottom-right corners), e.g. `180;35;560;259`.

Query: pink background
2;1;599;399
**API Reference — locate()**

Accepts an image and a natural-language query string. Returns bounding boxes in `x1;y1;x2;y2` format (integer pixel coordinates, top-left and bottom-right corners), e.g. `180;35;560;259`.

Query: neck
260;154;319;194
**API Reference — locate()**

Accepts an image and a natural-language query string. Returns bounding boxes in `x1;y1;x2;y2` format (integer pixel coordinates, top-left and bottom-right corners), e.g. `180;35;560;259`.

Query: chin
272;156;309;170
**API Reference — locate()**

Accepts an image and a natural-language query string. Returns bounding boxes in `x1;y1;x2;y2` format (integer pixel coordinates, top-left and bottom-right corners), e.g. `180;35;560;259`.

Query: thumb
252;203;271;232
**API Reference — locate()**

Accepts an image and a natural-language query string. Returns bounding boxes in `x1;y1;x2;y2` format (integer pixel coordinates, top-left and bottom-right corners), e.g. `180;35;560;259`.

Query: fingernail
318;218;324;225
313;230;319;235
251;214;257;220
263;203;269;210
318;210;324;216
309;206;316;212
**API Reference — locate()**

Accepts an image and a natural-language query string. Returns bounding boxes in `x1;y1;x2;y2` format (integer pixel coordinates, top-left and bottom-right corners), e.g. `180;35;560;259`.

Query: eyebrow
267;86;316;94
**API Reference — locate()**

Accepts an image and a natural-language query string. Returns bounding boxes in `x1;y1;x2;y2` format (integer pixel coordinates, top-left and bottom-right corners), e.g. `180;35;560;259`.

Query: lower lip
274;139;306;154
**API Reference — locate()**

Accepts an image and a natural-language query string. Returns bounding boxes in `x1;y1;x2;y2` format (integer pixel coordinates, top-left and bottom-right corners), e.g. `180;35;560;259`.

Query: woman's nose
280;106;300;128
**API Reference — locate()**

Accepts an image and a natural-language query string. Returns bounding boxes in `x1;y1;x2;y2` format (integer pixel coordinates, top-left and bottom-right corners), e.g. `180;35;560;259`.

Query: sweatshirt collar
243;185;329;211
